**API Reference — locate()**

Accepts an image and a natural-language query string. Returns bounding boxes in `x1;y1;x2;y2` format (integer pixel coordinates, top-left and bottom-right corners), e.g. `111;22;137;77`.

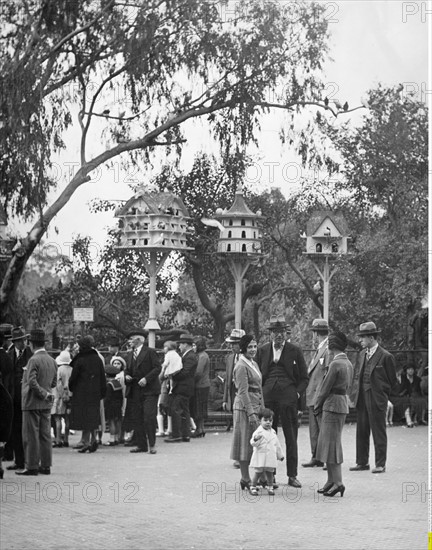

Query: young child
104;356;126;445
156;341;182;436
52;351;73;447
249;408;284;496
161;340;183;394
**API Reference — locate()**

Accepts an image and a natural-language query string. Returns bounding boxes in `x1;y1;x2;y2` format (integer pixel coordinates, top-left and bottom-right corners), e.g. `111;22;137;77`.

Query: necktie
133;349;138;361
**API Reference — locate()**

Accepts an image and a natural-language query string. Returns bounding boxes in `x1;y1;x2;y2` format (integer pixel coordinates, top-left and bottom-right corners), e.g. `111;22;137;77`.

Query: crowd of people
0;317;428;494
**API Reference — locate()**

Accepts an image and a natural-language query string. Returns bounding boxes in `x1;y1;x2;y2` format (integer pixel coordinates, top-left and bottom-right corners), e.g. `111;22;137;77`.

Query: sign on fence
73;307;94;322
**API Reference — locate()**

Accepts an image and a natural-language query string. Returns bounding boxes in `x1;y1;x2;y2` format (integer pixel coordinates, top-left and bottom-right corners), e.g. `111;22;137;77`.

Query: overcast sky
14;0;429;263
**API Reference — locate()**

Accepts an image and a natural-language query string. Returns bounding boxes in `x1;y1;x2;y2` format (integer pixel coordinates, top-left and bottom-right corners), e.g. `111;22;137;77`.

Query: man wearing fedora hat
165;334;197;443
349;322;397;474
16;329;57;476
5;327;33;471
124;329;161;454
302;319;329;468
256;315;308;488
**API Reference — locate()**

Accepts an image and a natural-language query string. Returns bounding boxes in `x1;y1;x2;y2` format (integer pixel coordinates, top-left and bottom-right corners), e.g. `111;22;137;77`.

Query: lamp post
302;210;350;322
115;186;193;348
211;185;263;330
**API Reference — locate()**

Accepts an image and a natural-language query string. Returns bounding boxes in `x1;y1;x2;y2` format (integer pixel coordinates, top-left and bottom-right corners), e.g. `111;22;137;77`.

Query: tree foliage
1;0;356;320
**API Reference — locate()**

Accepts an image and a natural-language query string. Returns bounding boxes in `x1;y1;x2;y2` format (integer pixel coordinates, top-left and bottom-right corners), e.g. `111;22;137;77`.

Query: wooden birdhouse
0;203;14;260
302;211;350;256
115;187;193;251
215;185;263;255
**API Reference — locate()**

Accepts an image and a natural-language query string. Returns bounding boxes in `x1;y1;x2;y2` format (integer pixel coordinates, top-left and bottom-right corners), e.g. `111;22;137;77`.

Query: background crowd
0;318;428;488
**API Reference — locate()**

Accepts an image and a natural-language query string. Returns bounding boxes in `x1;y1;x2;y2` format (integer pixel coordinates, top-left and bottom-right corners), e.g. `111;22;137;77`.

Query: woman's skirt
70;401;101;431
193;387;210;421
315;410;346;464
391;396;411;421
409;395;427;420
230;408;254;462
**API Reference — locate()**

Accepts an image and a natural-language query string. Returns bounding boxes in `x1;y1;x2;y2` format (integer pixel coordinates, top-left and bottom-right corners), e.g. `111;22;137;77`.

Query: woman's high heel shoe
78;446;91;453
191;431;205;438
240;479;250;490
317;481;333;494
89;441;98;453
324;484;345;497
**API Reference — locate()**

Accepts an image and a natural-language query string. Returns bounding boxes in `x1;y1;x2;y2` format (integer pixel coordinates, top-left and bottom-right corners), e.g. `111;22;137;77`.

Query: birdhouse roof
218;186;260;218
115;188;190;218
0;203;7;225
306;210;349;236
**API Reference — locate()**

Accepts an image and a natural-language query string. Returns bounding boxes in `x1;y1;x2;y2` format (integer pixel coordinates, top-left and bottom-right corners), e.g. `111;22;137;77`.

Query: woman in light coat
230;334;263;491
314;331;353;497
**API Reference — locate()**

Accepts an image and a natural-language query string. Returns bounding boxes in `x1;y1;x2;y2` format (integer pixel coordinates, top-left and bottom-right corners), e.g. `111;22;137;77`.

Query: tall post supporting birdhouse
204;185;263;331
302;211;350;322
115;186;193;348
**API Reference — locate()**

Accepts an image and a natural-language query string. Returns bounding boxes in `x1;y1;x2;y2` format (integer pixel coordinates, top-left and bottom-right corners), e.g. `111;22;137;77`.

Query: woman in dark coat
0;381;13;479
69;336;106;453
192;338;210;438
314;331;353;498
400;365;427;425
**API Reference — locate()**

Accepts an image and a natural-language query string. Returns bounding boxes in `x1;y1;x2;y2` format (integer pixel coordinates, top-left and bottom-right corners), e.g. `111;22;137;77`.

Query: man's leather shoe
302;459;324;468
371;466;386;473
38;467;51;475
182;437;190;442
288;477;302;488
129;447;147;453
16;469;38;476
164;437;182;443
6;464;22;471
349;464;370;471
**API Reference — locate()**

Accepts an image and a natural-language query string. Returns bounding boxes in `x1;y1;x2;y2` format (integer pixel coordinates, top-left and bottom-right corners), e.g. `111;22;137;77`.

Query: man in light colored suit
302;318;329;468
16;329;57;476
349;322;397;474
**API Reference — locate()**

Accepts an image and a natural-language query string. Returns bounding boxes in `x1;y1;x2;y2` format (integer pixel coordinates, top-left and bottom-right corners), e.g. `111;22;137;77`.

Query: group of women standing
230;331;353;496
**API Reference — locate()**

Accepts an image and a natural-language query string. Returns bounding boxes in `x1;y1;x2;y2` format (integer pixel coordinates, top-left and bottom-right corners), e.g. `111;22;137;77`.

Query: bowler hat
127;329;148;339
310;318;329;333
225;329;246;343
357;322;381;336
267;315;291;332
28;329;47;344
177;333;195;344
11;326;30;341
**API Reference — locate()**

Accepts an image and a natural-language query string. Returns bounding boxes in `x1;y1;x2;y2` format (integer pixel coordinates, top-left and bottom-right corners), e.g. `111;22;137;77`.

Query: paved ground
0;422;429;550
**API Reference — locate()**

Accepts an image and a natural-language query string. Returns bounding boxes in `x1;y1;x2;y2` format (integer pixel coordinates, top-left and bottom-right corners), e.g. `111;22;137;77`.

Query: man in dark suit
165;334;197;443
125;329;161;454
302;318;329;468
16;329;57;476
6;327;33;471
256;315;308;488
349;322;397;473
